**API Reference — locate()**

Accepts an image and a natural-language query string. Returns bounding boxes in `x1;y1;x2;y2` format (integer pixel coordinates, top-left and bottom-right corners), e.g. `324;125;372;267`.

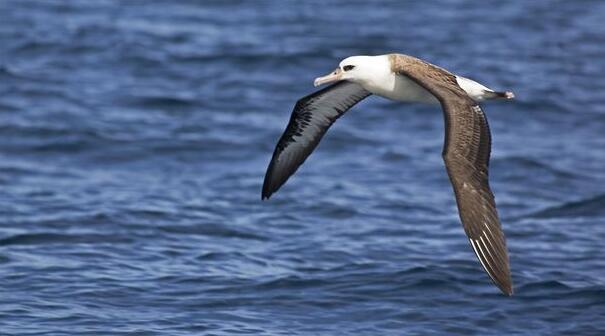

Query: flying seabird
262;54;515;295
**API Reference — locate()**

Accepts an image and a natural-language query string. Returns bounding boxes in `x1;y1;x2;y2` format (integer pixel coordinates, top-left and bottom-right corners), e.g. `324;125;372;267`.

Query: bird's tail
486;90;515;100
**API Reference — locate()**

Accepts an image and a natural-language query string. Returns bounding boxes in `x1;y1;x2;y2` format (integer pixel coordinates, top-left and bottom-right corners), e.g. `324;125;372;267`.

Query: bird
261;53;515;295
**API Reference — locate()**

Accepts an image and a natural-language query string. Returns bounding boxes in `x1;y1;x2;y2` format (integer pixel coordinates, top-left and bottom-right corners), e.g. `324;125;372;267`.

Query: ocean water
1;0;604;335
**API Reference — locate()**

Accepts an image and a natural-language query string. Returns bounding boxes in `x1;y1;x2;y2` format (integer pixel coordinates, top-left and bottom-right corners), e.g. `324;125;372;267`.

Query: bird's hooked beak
314;68;342;87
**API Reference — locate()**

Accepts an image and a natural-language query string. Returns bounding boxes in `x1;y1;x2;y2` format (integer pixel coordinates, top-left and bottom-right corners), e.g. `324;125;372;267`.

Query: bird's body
263;53;515;295
322;55;511;103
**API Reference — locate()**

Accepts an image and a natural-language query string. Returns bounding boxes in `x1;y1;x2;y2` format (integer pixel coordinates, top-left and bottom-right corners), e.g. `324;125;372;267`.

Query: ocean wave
526;193;605;219
0;232;133;246
158;223;268;241
1;0;604;334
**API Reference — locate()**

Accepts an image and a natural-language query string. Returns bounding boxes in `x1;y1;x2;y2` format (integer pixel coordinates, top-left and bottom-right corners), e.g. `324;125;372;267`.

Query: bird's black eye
343;65;355;71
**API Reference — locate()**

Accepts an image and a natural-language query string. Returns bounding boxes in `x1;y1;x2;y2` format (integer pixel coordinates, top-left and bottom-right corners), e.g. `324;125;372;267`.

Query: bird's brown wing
262;81;371;200
394;56;513;295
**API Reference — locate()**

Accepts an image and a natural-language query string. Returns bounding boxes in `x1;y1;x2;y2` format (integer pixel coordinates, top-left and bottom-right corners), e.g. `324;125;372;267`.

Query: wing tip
261;186;272;200
261;166;275;200
469;238;514;296
261;178;276;200
490;265;514;296
497;279;514;296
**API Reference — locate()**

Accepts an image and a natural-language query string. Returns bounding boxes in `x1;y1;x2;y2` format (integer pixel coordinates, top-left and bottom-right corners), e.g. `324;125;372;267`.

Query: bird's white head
313;55;392;89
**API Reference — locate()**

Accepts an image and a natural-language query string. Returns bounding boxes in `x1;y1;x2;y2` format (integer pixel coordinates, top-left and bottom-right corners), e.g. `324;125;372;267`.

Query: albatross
262;53;515;295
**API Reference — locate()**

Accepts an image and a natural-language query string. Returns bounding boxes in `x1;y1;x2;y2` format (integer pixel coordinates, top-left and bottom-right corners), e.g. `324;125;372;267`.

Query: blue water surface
1;1;604;335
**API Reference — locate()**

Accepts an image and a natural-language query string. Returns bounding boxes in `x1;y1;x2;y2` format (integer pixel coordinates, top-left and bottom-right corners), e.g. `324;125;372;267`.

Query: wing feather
393;54;513;295
262;81;371;199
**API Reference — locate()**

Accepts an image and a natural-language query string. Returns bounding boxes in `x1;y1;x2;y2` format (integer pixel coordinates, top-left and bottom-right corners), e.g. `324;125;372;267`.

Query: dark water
1;0;604;334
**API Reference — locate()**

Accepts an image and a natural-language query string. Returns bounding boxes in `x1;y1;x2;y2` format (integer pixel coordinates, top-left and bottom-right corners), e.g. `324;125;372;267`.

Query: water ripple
1;0;604;335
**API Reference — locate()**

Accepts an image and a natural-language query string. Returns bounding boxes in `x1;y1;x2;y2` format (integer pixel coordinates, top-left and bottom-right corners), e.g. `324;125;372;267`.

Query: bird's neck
354;55;397;96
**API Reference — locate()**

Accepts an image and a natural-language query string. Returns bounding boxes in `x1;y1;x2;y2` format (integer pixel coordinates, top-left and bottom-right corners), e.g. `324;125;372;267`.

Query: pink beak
313;68;343;87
